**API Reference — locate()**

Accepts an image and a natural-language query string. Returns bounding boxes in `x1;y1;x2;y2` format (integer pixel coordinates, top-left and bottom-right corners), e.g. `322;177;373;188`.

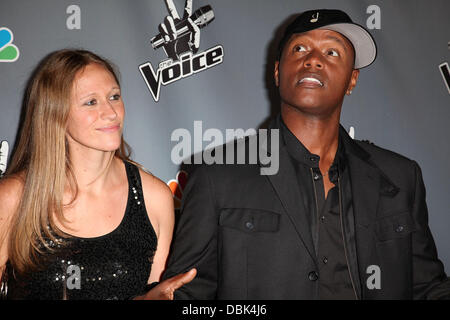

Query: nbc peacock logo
167;170;188;209
0;27;20;62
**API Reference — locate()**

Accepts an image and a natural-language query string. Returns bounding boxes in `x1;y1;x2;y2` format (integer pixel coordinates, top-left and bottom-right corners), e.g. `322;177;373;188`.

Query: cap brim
319;23;377;69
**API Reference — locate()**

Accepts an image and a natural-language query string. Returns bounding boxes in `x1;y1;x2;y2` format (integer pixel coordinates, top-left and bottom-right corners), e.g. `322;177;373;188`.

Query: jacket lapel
259;117;318;266
341;128;383;299
259;121;400;297
346;155;380;228
343;128;402;299
341;127;381;228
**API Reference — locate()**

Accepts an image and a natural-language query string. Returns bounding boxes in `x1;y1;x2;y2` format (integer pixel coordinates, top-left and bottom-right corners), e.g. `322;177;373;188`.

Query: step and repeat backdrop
1;0;449;270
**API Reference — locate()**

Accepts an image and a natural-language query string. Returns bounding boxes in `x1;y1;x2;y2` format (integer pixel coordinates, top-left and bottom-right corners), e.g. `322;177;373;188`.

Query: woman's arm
140;170;175;283
0;177;23;278
131;169;196;300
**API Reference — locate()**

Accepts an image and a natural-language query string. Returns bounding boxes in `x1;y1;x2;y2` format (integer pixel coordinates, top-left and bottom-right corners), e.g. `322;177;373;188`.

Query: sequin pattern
7;161;157;300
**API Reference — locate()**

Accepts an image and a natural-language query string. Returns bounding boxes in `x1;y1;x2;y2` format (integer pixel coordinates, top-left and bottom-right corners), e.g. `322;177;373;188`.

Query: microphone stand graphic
151;5;215;49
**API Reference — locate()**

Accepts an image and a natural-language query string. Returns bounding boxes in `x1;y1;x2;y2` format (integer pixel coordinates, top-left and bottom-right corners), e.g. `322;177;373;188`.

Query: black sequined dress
7;161;158;300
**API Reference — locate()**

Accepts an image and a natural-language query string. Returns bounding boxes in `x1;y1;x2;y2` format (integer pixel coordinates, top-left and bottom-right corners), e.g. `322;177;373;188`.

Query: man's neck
281;104;341;165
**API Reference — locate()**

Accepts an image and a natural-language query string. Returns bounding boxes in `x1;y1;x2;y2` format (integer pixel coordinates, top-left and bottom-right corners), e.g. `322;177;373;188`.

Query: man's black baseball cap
277;9;377;68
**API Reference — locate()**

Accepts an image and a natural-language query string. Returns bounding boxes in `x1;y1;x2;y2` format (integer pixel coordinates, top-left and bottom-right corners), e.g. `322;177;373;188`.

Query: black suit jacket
163;116;450;299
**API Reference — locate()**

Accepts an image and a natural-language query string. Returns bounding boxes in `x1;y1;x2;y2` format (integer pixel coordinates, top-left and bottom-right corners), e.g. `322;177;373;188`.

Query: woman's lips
96;125;120;132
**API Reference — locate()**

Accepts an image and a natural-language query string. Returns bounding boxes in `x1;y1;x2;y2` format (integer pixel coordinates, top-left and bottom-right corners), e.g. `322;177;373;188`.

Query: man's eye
84;99;97;106
328;49;339;57
110;94;121;101
294;45;307;52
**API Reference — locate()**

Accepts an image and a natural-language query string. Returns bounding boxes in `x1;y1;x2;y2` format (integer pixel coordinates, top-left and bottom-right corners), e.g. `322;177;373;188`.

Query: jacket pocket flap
219;208;280;233
375;211;416;241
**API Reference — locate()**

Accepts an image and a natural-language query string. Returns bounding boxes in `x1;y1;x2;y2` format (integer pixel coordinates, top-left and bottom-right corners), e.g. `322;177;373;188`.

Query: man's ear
274;61;280;87
346;69;359;95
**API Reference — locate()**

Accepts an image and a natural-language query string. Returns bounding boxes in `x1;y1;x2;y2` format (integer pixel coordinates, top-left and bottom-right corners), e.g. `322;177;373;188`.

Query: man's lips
96;124;120;132
297;75;324;88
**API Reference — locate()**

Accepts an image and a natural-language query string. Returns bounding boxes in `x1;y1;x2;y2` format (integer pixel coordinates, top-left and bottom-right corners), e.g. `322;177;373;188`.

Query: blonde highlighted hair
5;49;132;274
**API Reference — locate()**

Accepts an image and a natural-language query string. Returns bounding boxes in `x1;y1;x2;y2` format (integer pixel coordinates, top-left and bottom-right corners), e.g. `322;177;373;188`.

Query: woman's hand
135;268;197;300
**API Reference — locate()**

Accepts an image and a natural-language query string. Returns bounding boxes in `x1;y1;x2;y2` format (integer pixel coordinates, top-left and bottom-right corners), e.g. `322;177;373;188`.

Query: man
162;9;450;299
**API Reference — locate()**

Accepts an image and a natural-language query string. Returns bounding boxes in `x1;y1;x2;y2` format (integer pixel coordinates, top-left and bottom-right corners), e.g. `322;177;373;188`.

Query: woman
0;49;195;299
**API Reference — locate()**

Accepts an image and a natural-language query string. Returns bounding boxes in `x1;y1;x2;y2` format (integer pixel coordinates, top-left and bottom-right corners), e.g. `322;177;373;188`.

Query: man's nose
303;50;323;69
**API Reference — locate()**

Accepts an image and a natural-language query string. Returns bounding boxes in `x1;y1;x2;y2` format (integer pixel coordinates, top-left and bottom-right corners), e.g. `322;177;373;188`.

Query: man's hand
135;268;197;300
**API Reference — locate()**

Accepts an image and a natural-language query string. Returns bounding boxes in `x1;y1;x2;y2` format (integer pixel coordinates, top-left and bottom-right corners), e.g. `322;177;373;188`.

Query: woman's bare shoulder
138;168;173;206
138;167;174;240
0;174;24;221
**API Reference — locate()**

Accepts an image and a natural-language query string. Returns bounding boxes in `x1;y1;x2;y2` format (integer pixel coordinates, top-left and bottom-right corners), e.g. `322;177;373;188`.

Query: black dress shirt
280;120;357;299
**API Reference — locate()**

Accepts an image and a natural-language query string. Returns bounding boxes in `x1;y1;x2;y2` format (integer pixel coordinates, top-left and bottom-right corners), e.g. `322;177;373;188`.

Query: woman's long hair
5;49;132;274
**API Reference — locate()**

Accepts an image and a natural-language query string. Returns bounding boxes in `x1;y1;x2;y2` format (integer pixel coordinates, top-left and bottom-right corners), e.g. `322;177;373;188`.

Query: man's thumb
170;268;197;291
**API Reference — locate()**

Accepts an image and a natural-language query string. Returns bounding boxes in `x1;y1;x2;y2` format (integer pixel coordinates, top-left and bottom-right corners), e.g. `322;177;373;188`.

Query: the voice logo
139;0;224;102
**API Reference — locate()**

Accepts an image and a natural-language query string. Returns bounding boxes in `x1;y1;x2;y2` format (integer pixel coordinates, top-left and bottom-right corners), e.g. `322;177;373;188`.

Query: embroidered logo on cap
310;12;319;23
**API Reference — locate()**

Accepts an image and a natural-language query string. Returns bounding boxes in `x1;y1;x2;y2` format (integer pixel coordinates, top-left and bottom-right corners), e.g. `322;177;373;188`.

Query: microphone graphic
151;5;215;49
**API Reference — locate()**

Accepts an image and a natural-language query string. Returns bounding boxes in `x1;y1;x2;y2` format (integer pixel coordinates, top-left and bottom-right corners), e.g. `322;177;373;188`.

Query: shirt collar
280;118;347;181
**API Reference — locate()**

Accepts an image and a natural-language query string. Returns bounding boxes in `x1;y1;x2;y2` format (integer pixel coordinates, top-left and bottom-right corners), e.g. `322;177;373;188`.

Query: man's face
274;29;359;117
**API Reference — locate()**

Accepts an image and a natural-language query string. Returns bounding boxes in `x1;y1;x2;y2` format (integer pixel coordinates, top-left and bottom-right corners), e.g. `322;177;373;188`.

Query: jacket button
308;271;319;281
245;222;254;230
395;225;404;233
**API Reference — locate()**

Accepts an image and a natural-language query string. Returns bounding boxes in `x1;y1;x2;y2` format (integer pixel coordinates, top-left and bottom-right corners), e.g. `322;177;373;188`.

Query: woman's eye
328;49;339;57
294;45;307;52
110;94;121;101
84;99;97;106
